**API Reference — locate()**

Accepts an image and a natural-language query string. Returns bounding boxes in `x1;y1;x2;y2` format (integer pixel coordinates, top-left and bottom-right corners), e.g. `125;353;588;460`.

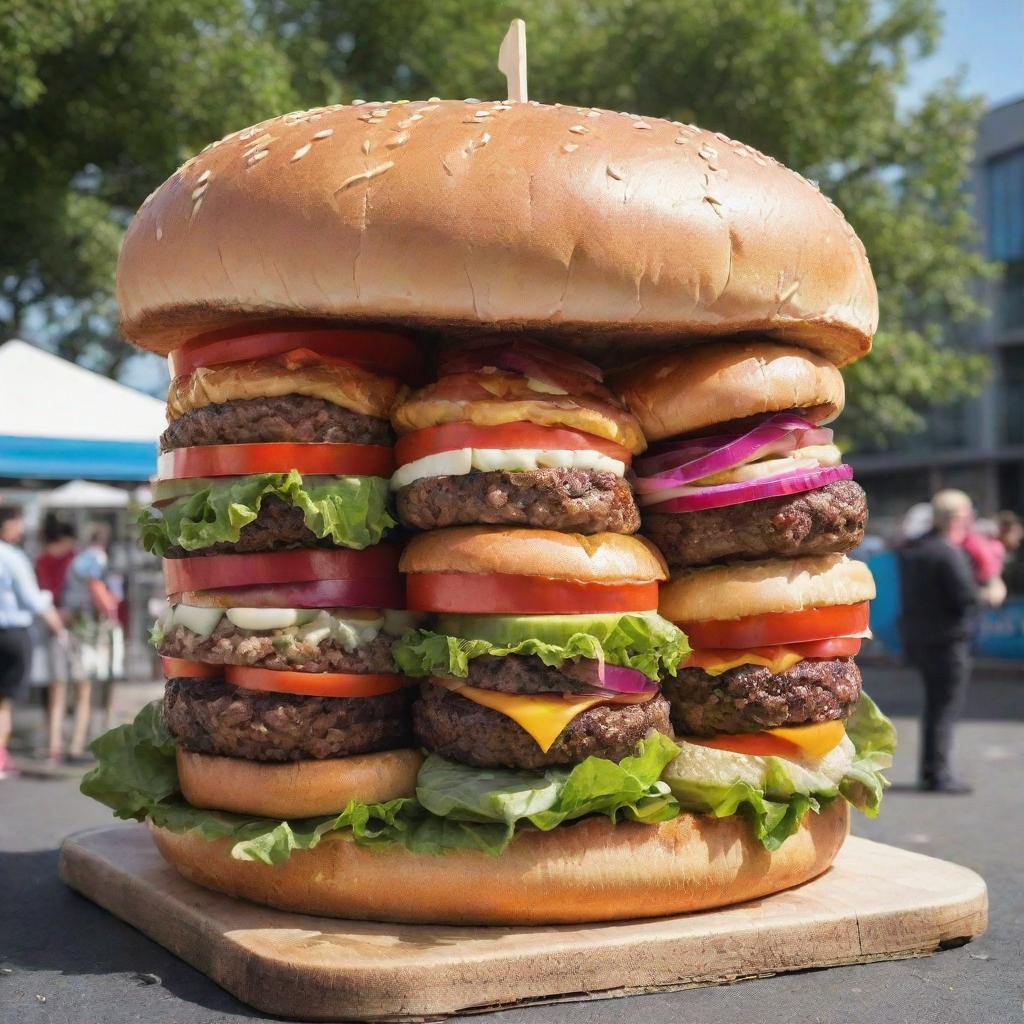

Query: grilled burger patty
662;657;862;737
159;621;396;674
396;468;640;534
413;681;672;769
642;480;867;569
160;395;392;451
452;652;637;695
164;677;413;761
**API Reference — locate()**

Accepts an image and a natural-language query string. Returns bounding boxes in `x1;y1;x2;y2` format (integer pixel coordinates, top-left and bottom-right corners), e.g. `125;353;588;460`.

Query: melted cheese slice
765;720;846;760
431;676;652;753
687;650;807;677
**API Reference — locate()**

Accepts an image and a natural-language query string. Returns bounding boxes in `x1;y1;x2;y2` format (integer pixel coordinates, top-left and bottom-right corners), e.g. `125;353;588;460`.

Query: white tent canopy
0;340;165;480
41;479;134;508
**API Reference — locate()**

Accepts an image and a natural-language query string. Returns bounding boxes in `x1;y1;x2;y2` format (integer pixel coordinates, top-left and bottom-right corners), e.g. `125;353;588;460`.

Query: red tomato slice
162;546;401;595
169;324;428;384
170;578;405;610
685;732;802;757
160;657;221;680
224;665;409;698
407;573;658;614
685;637;863;670
676;604;870;649
157;443;394;481
394;422;632;467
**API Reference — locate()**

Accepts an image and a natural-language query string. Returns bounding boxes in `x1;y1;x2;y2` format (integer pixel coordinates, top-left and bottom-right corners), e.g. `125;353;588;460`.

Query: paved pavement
2;666;1022;1024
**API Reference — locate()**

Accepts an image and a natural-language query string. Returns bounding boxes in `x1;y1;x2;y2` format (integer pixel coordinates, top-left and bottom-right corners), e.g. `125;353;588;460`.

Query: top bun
660;554;876;623
609;340;845;441
401;526;669;583
117;100;876;365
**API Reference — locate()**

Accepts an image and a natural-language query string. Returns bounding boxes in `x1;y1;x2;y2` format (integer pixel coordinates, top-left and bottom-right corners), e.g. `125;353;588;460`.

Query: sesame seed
474;110;490;118
428;96;440;102
155;226;163;240
633;120;652;130
715;131;729;141
247;150;269;164
334;161;395;192
361;139;371;154
562;142;578;153
464;97;480;103
358;113;374;122
372;108;389;117
352;99;366;105
312;129;334;140
704;195;723;217
190;196;204;219
586;110;601;118
671;121;683;127
606;164;624;180
387;134;408;148
291;143;312;161
419;104;439;113
191;183;208;201
569;125;587;134
528;100;540;106
674;137;688;145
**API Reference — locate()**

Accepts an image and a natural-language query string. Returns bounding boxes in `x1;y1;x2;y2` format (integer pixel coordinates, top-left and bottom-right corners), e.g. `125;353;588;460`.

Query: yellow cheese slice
765;720;846;759
430;677;647;753
699;651;806;677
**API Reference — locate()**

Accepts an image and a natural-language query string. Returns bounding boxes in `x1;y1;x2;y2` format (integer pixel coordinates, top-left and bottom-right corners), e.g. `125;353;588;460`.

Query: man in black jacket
899;490;979;794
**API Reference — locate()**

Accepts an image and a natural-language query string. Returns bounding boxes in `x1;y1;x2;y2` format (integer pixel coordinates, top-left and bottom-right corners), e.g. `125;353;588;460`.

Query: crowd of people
0;506;122;780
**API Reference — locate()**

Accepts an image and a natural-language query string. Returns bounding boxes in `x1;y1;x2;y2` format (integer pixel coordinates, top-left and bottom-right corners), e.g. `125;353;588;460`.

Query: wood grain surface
59;825;987;1022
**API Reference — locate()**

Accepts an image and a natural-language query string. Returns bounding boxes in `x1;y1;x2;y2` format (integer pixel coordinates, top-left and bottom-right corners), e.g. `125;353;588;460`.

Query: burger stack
83;98;896;925
143;327;429;817
611;340;882;828
389;338;691;794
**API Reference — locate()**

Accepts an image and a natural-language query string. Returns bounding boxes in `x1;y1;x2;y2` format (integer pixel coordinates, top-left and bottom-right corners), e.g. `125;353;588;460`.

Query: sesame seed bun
150;799;849;926
117;100;876;365
659;554;876;624
400;526;669;583
609;340;845;441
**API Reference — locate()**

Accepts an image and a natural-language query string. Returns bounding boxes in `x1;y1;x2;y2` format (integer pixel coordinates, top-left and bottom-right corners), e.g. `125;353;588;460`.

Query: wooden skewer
498;19;528;103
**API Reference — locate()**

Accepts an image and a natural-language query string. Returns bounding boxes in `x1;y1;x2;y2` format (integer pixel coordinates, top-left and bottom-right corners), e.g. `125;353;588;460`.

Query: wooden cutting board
60;825;987;1022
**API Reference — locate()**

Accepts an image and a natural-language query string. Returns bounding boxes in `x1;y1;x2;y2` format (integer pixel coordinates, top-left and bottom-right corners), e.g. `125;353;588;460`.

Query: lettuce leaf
393;612;690;682
662;693;896;850
138;470;395;555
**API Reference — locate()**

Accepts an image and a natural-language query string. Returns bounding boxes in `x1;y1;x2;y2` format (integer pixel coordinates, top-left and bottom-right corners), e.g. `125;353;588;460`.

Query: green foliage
1;0;993;443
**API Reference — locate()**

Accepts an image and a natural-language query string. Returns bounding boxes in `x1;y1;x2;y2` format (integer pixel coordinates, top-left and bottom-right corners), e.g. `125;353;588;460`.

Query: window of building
988;148;1024;261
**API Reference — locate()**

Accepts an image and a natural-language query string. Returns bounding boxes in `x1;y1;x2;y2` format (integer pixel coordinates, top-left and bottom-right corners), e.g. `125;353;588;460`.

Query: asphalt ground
1;665;1021;1024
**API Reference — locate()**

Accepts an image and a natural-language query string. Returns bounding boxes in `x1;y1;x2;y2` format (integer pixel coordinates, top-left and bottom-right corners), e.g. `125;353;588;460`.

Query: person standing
36;519;93;763
0;506;66;779
899;490;980;794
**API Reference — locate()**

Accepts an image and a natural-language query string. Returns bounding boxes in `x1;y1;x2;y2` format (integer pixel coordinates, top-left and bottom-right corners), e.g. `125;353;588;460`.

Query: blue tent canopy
0;341;164;482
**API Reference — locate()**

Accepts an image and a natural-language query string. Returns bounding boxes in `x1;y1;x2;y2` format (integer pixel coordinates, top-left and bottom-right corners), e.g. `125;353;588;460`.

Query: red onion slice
643;464;854;513
633;414;827;490
570;661;660;693
440;340;604;385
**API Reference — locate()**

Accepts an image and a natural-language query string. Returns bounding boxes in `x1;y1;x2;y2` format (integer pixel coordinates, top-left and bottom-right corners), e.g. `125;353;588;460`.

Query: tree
0;1;295;377
1;0;992;447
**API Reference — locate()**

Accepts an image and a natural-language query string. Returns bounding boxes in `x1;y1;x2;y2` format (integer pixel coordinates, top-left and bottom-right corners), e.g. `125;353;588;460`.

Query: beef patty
452;652;644;695
396;468;640;534
161;395;391;451
413;681;672;769
642;480;867;569
159;621;396;674
662;657;862;736
164;677;413;761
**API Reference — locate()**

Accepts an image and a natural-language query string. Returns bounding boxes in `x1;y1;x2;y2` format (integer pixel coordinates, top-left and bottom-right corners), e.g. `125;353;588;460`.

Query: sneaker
920;778;973;795
0;749;20;780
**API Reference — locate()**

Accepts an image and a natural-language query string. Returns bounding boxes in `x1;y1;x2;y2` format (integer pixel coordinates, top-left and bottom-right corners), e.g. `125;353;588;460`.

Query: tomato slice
157;443;394;481
685;637;864;671
224;665;409;698
162;546;401;595
685;732;802;757
407;573;658;614
160;657;221;680
171;577;404;610
676;603;870;649
395;422;632;467
169;324;428;384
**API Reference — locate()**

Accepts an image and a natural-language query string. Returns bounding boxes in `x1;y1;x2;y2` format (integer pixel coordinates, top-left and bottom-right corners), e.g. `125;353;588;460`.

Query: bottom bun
151;799;849;925
176;747;423;819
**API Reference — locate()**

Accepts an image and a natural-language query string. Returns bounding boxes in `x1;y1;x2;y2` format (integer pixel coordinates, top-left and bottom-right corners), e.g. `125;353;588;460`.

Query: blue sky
906;0;1024;109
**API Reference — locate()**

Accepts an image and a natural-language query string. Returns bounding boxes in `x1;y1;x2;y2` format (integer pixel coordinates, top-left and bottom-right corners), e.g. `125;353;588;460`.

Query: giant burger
83;98;894;926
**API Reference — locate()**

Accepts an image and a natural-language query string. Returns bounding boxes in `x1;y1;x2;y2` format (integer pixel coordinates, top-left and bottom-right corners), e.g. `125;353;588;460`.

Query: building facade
850;97;1024;535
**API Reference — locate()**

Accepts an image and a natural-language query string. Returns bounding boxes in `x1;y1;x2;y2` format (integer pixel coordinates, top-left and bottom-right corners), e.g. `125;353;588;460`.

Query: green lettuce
81;703;680;861
138;470;394;555
662;693;896;850
393;612;690;682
